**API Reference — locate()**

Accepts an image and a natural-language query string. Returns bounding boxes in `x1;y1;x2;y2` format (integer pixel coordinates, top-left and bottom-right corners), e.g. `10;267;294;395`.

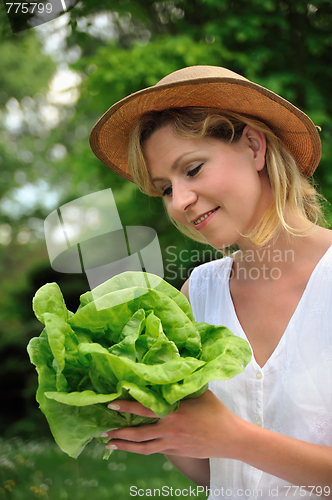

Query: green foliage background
0;0;331;454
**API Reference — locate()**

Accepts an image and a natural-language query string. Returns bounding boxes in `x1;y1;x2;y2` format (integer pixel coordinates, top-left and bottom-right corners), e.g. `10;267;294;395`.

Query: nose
171;181;197;214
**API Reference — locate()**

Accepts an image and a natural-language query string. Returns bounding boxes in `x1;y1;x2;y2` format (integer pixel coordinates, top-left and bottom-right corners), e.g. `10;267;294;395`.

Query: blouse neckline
225;244;332;371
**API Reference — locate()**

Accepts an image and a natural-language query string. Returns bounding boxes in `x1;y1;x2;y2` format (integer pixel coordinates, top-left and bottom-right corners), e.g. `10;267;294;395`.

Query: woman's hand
103;389;242;458
103;389;332;493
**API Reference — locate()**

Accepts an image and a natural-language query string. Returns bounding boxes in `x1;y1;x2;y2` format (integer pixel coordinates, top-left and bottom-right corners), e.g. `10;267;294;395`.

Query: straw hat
89;65;321;182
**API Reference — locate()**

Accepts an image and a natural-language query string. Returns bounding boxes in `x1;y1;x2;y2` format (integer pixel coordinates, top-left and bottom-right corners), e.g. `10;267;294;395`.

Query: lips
192;207;219;226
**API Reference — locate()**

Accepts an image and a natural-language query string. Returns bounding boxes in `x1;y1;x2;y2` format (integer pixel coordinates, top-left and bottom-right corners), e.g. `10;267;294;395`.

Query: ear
242;125;266;172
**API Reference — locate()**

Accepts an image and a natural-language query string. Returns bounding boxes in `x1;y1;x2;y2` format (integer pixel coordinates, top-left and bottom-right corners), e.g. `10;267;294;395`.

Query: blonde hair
128;107;325;247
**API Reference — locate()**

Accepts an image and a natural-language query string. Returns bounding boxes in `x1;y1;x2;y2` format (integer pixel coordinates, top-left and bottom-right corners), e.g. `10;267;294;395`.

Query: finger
106;438;165;456
108;400;158;418
104;420;161;442
106;439;205;458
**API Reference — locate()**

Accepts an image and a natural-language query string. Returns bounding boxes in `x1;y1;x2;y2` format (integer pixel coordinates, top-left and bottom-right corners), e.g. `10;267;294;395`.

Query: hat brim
89;76;321;184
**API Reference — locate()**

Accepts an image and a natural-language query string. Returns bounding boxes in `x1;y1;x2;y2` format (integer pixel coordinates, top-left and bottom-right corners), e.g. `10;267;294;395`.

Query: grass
0;438;208;499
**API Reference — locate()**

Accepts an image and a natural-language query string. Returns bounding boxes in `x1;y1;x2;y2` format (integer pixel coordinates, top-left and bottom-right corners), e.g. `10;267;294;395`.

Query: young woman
90;66;332;499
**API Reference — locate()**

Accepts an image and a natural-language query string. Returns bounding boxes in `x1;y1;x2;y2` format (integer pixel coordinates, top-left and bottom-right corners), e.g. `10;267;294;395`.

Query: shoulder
190;256;233;282
180;278;190;301
181;256;233;303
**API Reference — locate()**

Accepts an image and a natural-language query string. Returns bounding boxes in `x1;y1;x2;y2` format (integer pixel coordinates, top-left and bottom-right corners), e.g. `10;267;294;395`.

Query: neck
233;212;325;281
234;241;296;281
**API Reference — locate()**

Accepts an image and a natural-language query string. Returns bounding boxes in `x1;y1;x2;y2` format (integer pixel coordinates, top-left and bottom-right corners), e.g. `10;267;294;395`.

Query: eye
162;163;203;197
162;185;172;197
187;163;203;177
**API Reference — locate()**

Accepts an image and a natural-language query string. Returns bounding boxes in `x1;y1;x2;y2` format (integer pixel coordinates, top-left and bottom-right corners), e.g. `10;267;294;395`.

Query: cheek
218;175;262;223
163;198;176;219
233;179;268;227
164;200;190;227
168;207;189;225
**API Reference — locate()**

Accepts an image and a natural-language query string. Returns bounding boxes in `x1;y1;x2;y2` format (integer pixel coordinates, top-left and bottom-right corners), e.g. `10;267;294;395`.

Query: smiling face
143;124;273;249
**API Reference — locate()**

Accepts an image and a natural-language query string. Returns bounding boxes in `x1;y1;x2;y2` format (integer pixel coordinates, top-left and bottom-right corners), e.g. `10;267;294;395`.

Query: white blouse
189;246;332;500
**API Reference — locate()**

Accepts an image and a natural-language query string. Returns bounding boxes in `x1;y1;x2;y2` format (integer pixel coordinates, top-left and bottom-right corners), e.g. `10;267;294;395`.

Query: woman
90;66;332;499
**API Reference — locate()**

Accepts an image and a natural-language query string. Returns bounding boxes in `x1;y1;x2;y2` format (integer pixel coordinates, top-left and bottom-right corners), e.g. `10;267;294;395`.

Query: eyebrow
151;151;196;183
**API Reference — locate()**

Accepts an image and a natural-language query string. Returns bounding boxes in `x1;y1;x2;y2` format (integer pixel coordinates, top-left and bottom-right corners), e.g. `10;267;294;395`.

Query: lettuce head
27;272;251;459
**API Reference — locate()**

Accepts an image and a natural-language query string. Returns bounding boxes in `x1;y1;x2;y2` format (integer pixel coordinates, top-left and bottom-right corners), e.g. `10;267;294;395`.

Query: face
143;124;273;249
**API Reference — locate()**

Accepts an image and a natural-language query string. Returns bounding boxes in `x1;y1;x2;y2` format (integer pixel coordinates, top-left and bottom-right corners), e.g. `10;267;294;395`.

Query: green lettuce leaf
27;271;251;459
33;282;69;324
